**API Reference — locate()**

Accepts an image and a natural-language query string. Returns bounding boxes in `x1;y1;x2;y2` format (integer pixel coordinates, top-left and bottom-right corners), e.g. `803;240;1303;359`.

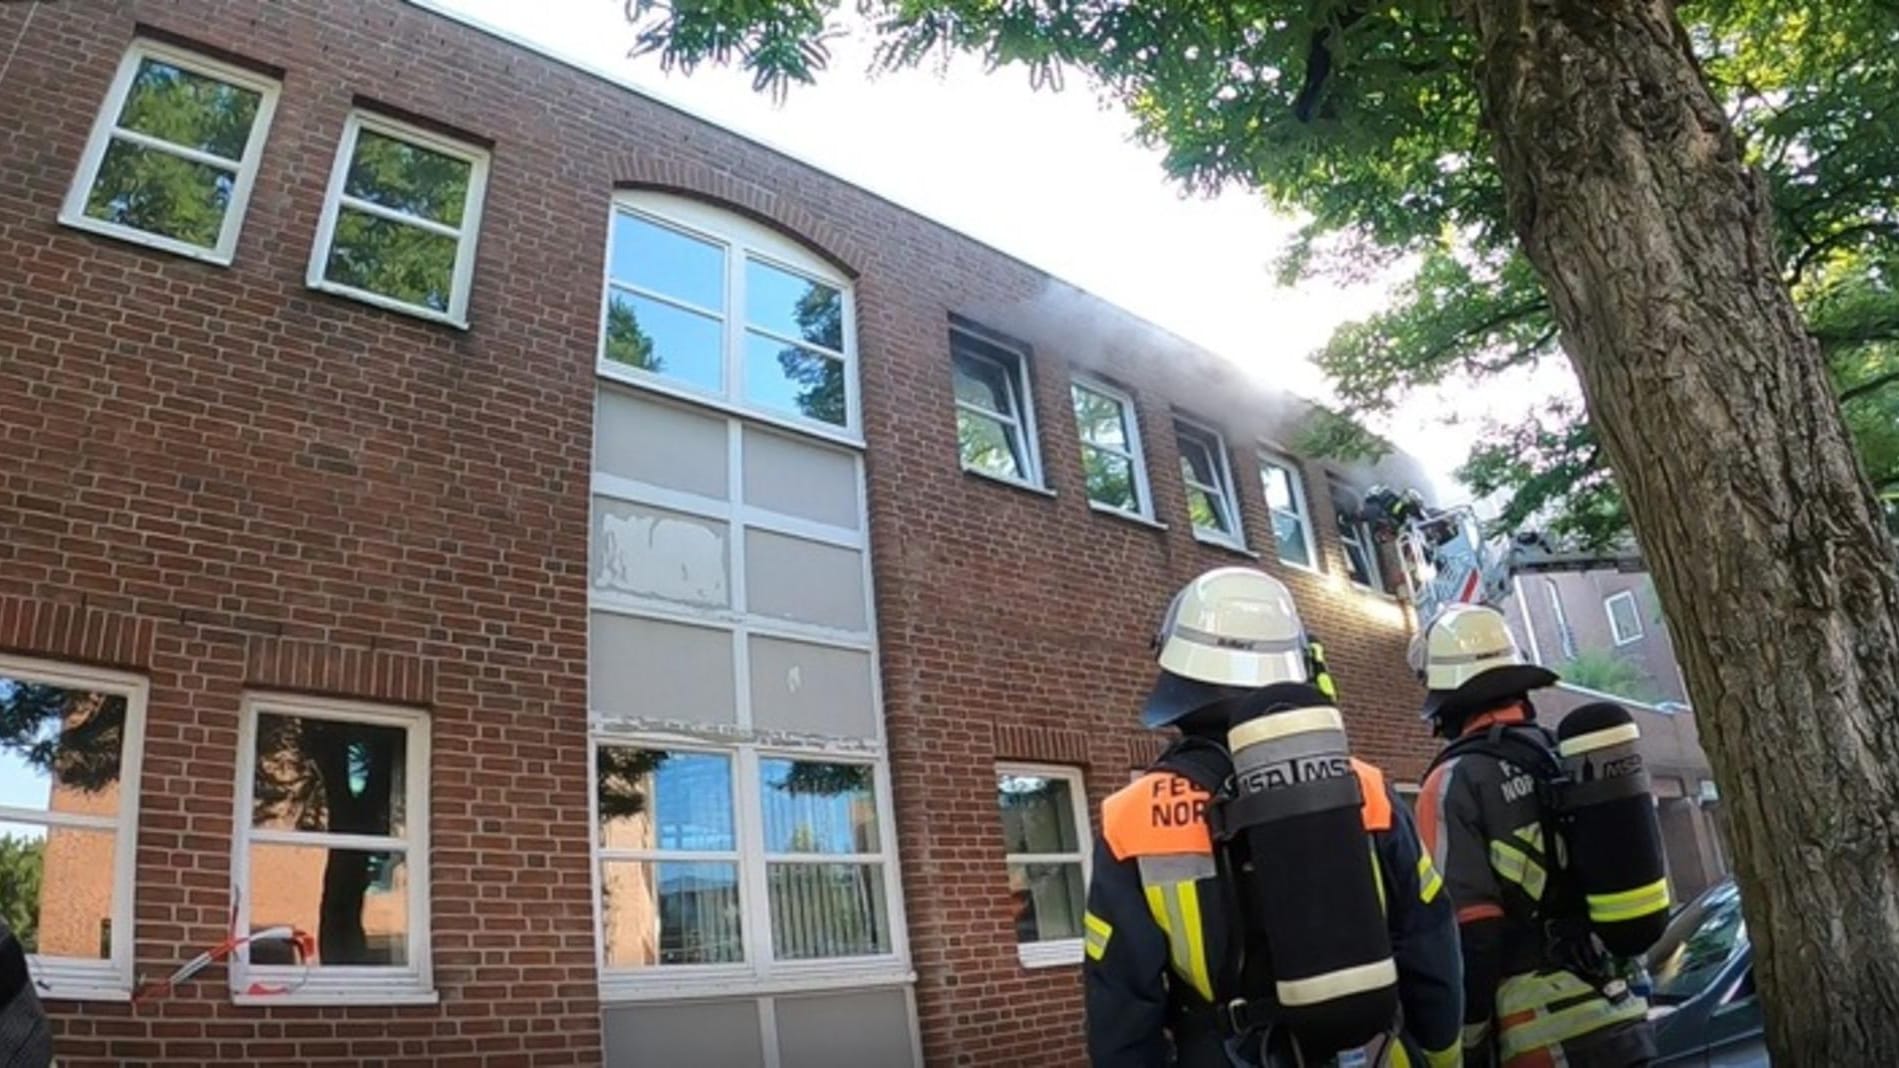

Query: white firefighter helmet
1417;604;1558;725
1143;567;1309;727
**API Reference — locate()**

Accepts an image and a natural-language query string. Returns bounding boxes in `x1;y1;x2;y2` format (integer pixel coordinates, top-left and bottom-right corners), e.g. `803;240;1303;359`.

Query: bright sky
434;0;1575;496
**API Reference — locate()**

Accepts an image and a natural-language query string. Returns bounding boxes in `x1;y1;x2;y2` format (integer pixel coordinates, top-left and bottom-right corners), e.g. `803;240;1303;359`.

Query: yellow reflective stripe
1387;1038;1412;1068
1083;911;1112;961
1423;1041;1461;1068
1417;852;1444;905
1587;878;1671;923
1497;993;1649;1059
1373;841;1387;914
1512;822;1544;852
1497;970;1599;1016
1488;840;1547;900
1173;881;1214;1001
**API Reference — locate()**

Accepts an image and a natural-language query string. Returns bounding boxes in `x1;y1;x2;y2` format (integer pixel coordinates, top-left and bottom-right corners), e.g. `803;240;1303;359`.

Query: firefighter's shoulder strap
1429;721;1563;783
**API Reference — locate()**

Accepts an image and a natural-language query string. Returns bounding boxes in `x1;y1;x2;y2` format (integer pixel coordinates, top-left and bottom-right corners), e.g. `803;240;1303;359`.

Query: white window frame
598;191;863;445
590;735;909;1001
1605;590;1645;646
0;654;147;1001
59;40;281;265
307;111;490;328
951;327;1044;490
1330;479;1384;592
1258;449;1319;573
1174;417;1244;548
996;763;1093;969
229;692;434;1005
1071;377;1154;521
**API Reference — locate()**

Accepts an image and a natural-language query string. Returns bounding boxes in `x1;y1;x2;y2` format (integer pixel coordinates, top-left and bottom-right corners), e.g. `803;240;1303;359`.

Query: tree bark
1461;0;1899;1059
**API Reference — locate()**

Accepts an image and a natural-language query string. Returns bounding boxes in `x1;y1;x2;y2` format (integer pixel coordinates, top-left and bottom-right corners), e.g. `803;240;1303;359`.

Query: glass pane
760;760;878;854
323;207;458;311
116;57;260;161
768;863;889;959
746;259;843;351
1273;510;1313;568
343;129;472;226
997;774;1081;854
958;409;1026;480
1178;433;1221;489
0;675;128;814
1071;385;1130;450
1;820;115;960
952;350;1016;416
1188;487;1229;533
1343;537;1376;587
251;713;407;837
745;333;846;426
248;844;408;965
599;859;743;967
1081;445;1138;512
1261;462;1300;514
1009;862;1086;943
84;138;233;248
604;290;724;391
1649;886;1746;1003
609;212;724;312
596;749;735;852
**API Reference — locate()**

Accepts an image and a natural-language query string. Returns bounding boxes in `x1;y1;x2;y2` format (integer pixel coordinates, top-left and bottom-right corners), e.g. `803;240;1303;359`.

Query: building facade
1502;572;1730;900
0;3;1438;1064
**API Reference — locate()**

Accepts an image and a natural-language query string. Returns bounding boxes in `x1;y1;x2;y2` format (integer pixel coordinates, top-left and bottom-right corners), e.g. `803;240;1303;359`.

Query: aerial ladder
1356;487;1645;631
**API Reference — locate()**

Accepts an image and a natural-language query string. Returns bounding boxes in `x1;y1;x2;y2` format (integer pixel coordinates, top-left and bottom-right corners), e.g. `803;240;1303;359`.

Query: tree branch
1788;221;1899;286
1841;369;1899;406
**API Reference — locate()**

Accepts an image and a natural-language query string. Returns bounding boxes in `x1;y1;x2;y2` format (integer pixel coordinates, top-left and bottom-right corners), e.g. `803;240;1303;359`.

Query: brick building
0;2;1439;1064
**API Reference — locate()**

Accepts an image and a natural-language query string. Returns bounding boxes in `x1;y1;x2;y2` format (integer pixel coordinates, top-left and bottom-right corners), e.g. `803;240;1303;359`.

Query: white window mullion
335;193;464;239
104;126;243;171
738;746;775;977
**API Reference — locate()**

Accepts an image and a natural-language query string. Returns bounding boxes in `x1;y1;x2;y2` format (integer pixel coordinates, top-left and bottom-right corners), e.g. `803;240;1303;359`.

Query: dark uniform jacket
1084;741;1464;1068
1417;706;1654;1068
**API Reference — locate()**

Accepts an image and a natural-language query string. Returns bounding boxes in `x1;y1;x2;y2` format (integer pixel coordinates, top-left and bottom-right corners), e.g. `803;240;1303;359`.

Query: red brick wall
0;3;1435;1065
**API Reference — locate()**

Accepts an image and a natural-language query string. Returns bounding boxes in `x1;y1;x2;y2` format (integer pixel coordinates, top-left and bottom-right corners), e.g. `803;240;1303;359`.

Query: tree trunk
1462;0;1899;1059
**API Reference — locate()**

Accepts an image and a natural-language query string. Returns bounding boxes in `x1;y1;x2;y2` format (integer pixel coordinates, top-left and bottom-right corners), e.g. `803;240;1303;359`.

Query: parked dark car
1648;880;1767;1066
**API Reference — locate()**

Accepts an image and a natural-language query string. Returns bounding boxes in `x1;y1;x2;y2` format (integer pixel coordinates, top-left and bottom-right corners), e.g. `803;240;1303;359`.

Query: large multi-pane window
231;694;432;1002
1260;452;1317;570
590;193;900;1001
0;656;146;1000
61;41;280;263
601;192;858;435
1174;419;1242;546
997;766;1091;967
952;327;1042;487
308;112;490;325
1072;379;1152;519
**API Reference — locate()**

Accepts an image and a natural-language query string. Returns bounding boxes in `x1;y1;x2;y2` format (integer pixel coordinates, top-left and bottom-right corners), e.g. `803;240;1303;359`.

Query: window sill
58;212;235;266
1273;555;1324;576
1088;501;1167;532
29;979;132;1004
1193;531;1258;559
231;988;440;1008
306;277;470;330
600;967;916;1003
963;466;1056;499
1017;940;1084;970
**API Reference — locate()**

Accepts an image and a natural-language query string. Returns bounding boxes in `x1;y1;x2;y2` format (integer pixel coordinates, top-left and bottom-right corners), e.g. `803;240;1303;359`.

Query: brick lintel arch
609;162;867;279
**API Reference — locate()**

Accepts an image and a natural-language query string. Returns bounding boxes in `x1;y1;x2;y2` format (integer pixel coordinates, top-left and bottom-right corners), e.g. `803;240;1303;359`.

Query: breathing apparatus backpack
1187;682;1400;1057
1427;701;1671;958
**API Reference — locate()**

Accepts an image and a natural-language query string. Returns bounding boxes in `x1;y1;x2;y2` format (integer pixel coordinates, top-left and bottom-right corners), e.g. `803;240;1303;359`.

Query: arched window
599;191;858;439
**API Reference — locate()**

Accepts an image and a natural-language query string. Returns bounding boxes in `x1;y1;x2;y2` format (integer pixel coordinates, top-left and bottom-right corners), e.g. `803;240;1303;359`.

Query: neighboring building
0;3;1439;1066
1502;572;1731;900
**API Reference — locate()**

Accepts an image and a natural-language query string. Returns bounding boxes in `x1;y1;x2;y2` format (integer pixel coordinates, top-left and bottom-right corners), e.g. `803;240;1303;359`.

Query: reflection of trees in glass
325;210;458;311
251;717;403;963
1082;447;1135;508
605;298;662;372
344;131;469;224
0;682;125;793
773;285;847;423
0;834;44;951
595;746;666;820
118;60;258;158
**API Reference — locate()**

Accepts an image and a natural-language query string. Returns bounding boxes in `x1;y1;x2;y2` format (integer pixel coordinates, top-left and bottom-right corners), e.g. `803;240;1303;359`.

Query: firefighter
1;918;53;1068
1084;567;1463;1068
1414;605;1656;1068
